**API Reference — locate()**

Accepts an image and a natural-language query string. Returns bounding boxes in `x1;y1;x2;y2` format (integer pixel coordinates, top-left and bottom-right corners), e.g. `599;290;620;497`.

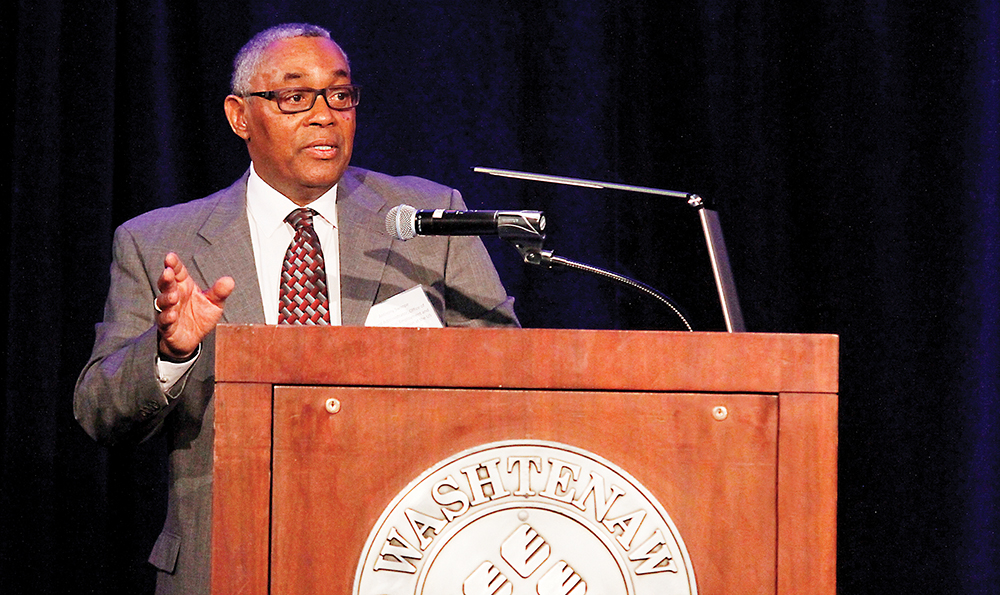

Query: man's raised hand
154;252;235;360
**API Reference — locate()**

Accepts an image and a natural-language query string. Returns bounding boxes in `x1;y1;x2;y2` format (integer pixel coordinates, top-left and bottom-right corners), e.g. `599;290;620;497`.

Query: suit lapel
183;168;390;327
338;168;391;326
191;174;266;325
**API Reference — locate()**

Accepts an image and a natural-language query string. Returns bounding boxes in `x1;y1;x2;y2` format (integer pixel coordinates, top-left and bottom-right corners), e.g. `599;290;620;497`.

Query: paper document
364;286;444;328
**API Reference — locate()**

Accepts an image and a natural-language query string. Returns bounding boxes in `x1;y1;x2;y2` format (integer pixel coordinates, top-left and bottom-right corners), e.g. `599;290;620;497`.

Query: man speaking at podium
75;23;518;595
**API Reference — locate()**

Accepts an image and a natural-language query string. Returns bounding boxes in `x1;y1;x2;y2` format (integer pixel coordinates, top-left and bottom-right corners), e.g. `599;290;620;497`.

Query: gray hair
230;23;348;95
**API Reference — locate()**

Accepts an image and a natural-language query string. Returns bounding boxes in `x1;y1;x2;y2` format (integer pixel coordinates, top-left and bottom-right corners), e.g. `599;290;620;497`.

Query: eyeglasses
245;84;361;113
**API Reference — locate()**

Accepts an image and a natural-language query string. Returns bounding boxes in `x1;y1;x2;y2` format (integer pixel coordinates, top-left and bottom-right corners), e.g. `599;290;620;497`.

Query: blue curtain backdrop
3;1;998;593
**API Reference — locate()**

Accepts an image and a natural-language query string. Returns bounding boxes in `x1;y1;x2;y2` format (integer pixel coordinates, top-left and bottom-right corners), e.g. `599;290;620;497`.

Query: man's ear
224;95;250;141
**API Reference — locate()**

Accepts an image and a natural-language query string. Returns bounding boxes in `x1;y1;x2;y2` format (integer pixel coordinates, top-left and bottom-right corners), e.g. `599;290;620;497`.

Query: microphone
385;204;546;241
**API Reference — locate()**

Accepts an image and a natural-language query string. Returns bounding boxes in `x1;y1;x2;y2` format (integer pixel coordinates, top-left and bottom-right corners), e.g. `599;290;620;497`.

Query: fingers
154;253;194;338
155;254;183;320
154;280;175;324
156;254;234;307
154;252;234;314
157;252;187;292
206;277;236;307
156;262;174;297
164;252;190;283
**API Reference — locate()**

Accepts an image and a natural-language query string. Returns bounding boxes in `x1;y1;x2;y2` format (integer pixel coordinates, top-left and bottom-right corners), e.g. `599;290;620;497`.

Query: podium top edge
215;326;839;394
216;324;839;340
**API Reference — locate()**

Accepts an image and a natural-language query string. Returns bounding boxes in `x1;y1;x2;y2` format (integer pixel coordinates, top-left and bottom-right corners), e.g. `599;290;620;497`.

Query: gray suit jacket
74;167;518;595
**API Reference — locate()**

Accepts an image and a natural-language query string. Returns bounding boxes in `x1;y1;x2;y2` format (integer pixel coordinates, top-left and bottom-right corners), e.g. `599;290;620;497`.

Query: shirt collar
247;163;339;236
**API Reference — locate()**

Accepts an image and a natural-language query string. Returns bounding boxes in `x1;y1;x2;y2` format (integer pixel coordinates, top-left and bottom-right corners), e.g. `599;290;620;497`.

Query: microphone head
385;204;418;240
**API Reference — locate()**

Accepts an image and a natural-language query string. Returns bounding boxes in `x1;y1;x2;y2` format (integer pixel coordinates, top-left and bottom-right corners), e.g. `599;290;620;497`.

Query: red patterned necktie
278;208;331;324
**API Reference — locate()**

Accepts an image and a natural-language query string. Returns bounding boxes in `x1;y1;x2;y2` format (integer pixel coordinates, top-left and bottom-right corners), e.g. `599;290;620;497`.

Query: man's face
225;36;356;205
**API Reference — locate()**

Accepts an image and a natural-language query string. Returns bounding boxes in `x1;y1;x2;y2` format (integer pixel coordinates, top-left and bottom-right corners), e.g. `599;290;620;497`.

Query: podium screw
325;398;342;414
712;406;728;421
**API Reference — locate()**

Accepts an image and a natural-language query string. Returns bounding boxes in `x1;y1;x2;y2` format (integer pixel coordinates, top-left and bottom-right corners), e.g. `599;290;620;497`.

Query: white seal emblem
354;440;697;595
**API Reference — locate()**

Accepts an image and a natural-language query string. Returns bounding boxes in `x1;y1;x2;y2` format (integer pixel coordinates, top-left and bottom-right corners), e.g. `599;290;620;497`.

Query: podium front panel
268;386;778;595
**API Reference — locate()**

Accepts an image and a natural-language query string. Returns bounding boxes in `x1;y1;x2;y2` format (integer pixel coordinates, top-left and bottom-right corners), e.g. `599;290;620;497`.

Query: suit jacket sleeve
74;224;181;445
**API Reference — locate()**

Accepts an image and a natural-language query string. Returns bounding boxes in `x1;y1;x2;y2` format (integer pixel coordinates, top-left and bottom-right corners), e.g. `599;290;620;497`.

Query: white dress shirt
157;164;342;393
245;163;342;325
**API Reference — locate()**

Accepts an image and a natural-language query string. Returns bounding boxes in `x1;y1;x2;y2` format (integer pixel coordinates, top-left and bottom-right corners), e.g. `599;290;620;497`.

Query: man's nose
306;91;337;122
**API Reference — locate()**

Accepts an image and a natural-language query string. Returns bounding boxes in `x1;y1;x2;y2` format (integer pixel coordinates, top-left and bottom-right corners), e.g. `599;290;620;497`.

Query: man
74;23;517;595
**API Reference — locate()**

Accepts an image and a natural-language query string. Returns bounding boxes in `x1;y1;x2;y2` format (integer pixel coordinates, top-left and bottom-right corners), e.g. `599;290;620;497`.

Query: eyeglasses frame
245;84;362;114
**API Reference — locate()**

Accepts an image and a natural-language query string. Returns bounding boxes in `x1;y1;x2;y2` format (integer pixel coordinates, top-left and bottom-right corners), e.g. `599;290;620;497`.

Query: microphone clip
497;220;554;267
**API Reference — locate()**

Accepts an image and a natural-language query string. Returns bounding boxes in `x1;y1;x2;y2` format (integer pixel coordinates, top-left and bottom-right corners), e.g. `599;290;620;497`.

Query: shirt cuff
156;344;201;399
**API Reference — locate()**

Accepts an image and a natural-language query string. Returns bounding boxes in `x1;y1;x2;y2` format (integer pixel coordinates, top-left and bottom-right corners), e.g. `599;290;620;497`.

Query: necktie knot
285;207;316;231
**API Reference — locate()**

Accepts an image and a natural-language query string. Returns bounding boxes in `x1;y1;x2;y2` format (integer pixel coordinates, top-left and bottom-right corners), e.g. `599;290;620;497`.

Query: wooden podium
211;326;838;595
